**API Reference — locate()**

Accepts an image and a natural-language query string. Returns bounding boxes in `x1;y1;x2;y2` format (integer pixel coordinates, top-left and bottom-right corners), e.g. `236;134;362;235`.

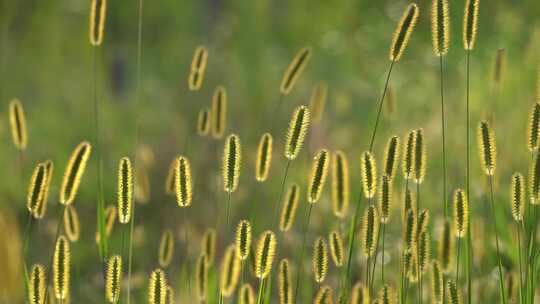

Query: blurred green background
1;0;540;302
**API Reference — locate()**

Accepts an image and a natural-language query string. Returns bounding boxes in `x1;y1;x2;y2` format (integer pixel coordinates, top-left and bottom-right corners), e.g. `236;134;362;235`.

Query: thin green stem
126;204;135;304
293;203;314;303
368;60;395;151
517;223;524;304
439;56;448;217
43;205;67;304
465;49;473;304
225;191;232;226
455;237;462;284
416;182;421;304
183;208;192;296
488;175;507;304
256;278;266;304
272;159;291;229
381;223;386;283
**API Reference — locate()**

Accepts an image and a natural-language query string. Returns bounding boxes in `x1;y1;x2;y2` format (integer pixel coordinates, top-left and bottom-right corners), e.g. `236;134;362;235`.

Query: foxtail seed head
447;280;462;304
379;175;392;223
239;284;255;304
389;4;420;62
431;0;450;56
280;47;312;95
255;230;277;279
431;261;444;304
105;255;122;303
309;81;328;123
201;228;216;265
158;229;174;268
89;0;107;46
528;103;540;152
278;259;293;304
175;156;193;207
463;0;479;50
413;128;426;184
219;245;241;297
378;285;397;304
279;184;300;232
235;220;252;261
148;269;167;304
64;206;80;242
361;151;377;199
284;105;310;160
308;149;330;204
511;173;525;221
404;209;417;252
29;264;46;304
211;86;227;139
53;235;71;300
531;154;540;205
439;219;454;273
197;108;211;136
223;134;241;193
402;130;415;179
312;237;328;283
313;285;333;304
383;136;400;180
195;254;208;302
255;133;273;182
27;162;47;217
452;189;468;238
417;209;430;235
117;157;133;223
361;205;380;257
477;121;496;176
351;282;369;304
188;46;209;91
418;231;431;273
60;141;92;205
8;98;27;150
328;230;344;267
34;160;53;219
402;188;415;220
332;151;350;218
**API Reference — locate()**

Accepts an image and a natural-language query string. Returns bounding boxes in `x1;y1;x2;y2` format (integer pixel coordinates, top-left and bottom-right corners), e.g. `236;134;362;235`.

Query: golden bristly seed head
175;156;193;207
278;259;293;304
8;98;27;150
328;230;344;267
312;237;328;283
280;47;312;95
239;284;255;304
64;205;81;242
383;136;400;180
452;189;468;237
389;3;420;62
165;286;174;304
308;149;330;204
219;245;240;297
117;157;133;223
431;261;444;304
279;184;300;232
417;209;430;234
418;231;431;273
188;46;209;91
158;229;174;268
463;0;479;50
447;280;462;304
29;264;46;304
235;220;252;261
528;103;540;152
404;209;417;252
105;255;122;304
211;86;227;139
89;0;107;46
223;134;242;193
27;162;48;217
53;235;71;300
34;160;53;219
511;173;525;221
351;282;369;304
309;80;328;123
165;159;176;195
379;175;392;223
284;105;311;160
477;121;496;176
255;133;273;182
60;141;92;205
378;285;397;304
361;205;380;257
531;154;540;205
201;228;216;265
439;219;454;273
255;230;277;279
361;151;377;199
413;128;426;184
314;285;333;304
401;250;412;281
431;0;450;56
402;188;415;220
402;130;415;179
331;151;350;218
148;269;167;304
197;107;211;136
195;254;208;302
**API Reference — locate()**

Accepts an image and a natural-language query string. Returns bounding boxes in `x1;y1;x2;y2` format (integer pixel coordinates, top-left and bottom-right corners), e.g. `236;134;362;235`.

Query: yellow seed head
389;4;420;62
8;98;27;150
431;0;450;56
313;285;333;304
439;219;454;273
413;128;426;184
452;189;468;237
255;133;273;182
64;206;81;242
239;284;255;304
331;151;350;218
148;269;167;304
278;259;293;304
29;264;46;304
308;149;330;204
418;231;431;273
417;209;430;234
255;230;277;279
27;162;48;217
351;282;369;304
531;154;540;205
279;184;300;232
158;229;175;268
402;130;415;179
235;220;252;261
404;209;417;252
511;173;525;221
309;81;328;123
379;175;392;223
328;230;344;267
284;105;311;160
477;121;496;176
447;280;462;304
175;156;193;207
105;255;122;303
361;205;380;257
528;103;540;152
361;151;377;199
188;46;209;91
34;160;53;219
117;157;133;223
383;136;400;180
197;107;211;136
60;141;92;205
89;0;107;46
195;254;208;301
402;188;415;221
312;237;328;283
219;245;241;297
431;261;444;304
223;134;242;193
378;285;397;304
280;47;312;95
53;235;71;300
201;228;216;265
463;0;479;50
211;86;227;139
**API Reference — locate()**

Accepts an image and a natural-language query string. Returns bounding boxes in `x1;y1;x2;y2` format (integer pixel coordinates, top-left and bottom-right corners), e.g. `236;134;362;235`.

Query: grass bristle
117;157;133;224
255;230;277;279
89;0;107;46
308;149;330;204
59;141;92;205
174;155;193;207
8;98;27;150
235;220;252;261
223;134;242;193
158;229;174;268
255;133;273;182
105;255;122;303
280;47;312;95
389;3;420;62
279;184;300;232
284;105;311;160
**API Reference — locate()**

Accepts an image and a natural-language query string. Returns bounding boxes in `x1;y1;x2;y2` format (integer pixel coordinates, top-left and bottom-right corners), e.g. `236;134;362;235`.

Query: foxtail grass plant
223;134;241;226
188;46;208;91
412;128;426;303
453;189;468;283
510;173;525;302
148;269;167;304
235;220;252;286
278;259;293;304
255;231;277;304
105;255;122;304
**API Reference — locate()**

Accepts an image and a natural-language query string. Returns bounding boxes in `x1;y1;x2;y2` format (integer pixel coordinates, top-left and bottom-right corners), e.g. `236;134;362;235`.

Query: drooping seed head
255;230;277;279
531;154;540;205
361;205;380;257
511;173;525;221
447;280;462;304
477;121;496;176
402;130;415;179
117;157;133;223
361;151;377;199
431;0;450;56
309;81;328;123
235;220;252;261
379;175;392;223
308;149;330;204
527;103;540;152
197;107;211;136
328;230;344;267
28;264;46;304
312;237;328;283
383;136;400;180
60;141;92;205
175;156;193;207
284;105;310;160
331;151;350;218
412;128;426;184
431;261;444;304
378;285;397;304
439;219;454;273
64;205;81;242
418;231;431;273
313;285;333;304
211;86;227;139
148;269;167;304
188;46;209;91
280;47;312;95
158;229;174;268
89;0;107;46
404;209;417;252
351;282;369;304
53;235;71;300
279;184;300;232
239;283;255;304
278;259;293;304
105;255;122;303
220;245;241;297
452;189;468;238
195;254;208;302
27;162;48;218
463;0;479;50
389;3;420;62
201;228;216;265
8;98;27;150
223;134;242;193
255;133;273;182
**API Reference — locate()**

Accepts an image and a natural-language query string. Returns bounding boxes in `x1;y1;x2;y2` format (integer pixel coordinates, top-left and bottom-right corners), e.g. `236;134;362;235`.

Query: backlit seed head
431;0;450;56
89;0;107;46
220;245;241;297
528;103;540;152
27;163;48;217
117;157;133;223
351;282;369;304
361;151;377;199
312;237;328;283
439;219;454;273
447;280;462;304
105;255;122;303
308;149;330;204
404;209;417;252
477;120;496;176
402;130;415;179
361;205;380;257
511;173;525;221
418;231;431;273
383;136;400;180
158;229;174;268
64;206;81;242
452;189;468;237
284;106;310;160
379;175;392;223
53;235;71;300
417;209;430;234
331;151;350;218
223;134;242;193
195;254;208;301
378;285;397;304
255;133;273;182
239;283;255;304
280;47;312;95
313;285;333;304
280;184;300;232
309;81;328;123
28;264;46;304
235;220;252;261
201;228;216;265
60;141;92;205
463;0;479;50
34;160;53;219
165;159;176;196
328;230;344;267
431;261;444;304
255;230;277;279
197;108;211;136
148;269;167;304
278;259;293;304
211;86;227;139
389;3;420;62
188;46;209;91
8;98;27;150
531;154;540;205
175;156;193;207
412;128;427;184
402;188;415;221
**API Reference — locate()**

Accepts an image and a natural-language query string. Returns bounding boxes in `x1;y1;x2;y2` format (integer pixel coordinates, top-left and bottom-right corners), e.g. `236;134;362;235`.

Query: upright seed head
53;235;71;300
452;189;468;238
117;157;133;223
404;209;417;252
211;86;227;139
219;245;241;297
255;230;277;279
64;205;80;242
197;108;211;136
389;3;420;62
280;47;312;95
60;141;92;205
188;46;209;91
351;282;369;304
477;121;496;176
148;269;167;304
195;254;208;302
279;184;300;232
379;175;392;223
463;0;479;51
223;134;241;193
383;136;400;181
431;261;444;304
447;280;462;304
89;0;107;46
418;231;431;273
34;160;53;219
417;209;430;234
328;230;344;267
402;130;415;179
527;103;540;152
239;283;254;304
378;285;397;304
201;228;216;265
431;0;450;56
313;285;333;304
28;264;46;304
511;173;525;221
530;154;540;205
278;259;293;304
284;105;311;160
158;229;175;268
235;220;252;261
402;188;415;220
312;237;328;283
331;151;350;218
361;151;377;199
175;156;193;207
255;133;273;182
309;81;328;123
27;162;48;218
105;255;122;304
361;205;380;257
308;149;330;204
439;219;454;273
412;128;426;184
8;98;28;150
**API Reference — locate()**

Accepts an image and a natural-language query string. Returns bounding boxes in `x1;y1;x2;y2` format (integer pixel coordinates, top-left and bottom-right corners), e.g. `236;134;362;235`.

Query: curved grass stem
293;203;314;303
